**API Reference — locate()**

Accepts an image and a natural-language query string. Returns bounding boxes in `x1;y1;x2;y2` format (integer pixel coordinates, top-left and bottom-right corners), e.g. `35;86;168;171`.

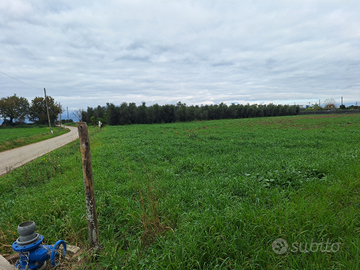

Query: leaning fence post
77;122;99;249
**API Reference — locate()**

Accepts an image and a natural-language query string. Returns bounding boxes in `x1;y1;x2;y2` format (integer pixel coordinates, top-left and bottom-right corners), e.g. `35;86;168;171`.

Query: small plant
127;161;173;247
188;129;198;139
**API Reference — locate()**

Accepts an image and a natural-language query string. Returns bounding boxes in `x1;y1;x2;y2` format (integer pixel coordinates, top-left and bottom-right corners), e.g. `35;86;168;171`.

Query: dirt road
0;126;78;177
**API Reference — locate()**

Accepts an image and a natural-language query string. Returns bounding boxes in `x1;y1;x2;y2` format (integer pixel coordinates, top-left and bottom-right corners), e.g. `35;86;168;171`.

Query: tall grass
0;115;359;269
0;125;69;152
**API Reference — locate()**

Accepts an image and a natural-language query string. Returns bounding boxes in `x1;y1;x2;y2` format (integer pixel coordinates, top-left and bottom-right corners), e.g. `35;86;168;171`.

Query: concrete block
0;255;15;270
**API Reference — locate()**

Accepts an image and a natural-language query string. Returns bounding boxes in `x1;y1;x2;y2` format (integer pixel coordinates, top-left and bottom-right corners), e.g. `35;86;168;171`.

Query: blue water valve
12;221;66;270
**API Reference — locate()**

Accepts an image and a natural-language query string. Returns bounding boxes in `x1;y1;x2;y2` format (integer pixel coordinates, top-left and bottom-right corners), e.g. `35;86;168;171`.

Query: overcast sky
1;0;359;112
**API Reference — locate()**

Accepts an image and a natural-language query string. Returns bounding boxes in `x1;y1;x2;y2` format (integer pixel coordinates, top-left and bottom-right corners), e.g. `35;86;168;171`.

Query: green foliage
347;105;360;110
90;116;96;126
0;94;29;124
1;115;360;269
60;119;74;124
82;102;301;126
28;96;62;124
305;103;322;111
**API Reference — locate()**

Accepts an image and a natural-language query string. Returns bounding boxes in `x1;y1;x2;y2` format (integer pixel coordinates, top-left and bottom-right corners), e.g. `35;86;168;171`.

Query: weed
127;161;173;247
188;129;199;139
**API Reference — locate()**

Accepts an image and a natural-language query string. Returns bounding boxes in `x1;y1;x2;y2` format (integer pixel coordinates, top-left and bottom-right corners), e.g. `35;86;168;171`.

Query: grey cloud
0;0;359;110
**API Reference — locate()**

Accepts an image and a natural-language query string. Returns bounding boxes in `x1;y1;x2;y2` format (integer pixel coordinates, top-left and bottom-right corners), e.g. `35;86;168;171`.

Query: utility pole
67;107;69;123
59;103;62;127
44;88;53;133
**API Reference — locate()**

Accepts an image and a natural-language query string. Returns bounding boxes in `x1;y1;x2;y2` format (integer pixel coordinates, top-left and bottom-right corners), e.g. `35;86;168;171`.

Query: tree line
304;98;360;111
0;94;61;125
82;101;300;126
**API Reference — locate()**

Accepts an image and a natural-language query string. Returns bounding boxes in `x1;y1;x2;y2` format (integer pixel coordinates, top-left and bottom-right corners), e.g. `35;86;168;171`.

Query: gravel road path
0;126;78;176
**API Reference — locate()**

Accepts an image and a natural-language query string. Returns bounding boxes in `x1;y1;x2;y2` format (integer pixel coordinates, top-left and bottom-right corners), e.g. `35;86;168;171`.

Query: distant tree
201;109;209;120
82;100;302;126
136;102;148;124
347;105;359;110
28;96;62;124
282;105;290;116
175;101;187;122
207;105;217;120
247;104;256;117
73;109;83;121
193;105;201;120
0;94;29;124
306;103;322;111
94;105;106;120
90;116;96;126
128;102;137;124
228;103;238;118
289;105;297;115
118;102;131;125
237;104;244;118
85;107;94;123
106;103;120;125
81;110;87;122
98;117;105;126
61;119;73;124
187;105;196;121
339;104;346;110
265;104;275;116
151;103;162;123
161;104;175;123
256;105;265;117
217;102;227;119
323;98;336;110
243;104;250;118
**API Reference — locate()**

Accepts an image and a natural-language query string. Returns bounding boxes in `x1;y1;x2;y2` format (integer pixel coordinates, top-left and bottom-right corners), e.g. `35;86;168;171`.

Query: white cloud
0;0;359;110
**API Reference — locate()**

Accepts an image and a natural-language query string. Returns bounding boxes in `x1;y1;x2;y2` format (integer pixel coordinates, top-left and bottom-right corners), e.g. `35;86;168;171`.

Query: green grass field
0;114;359;269
0;125;69;152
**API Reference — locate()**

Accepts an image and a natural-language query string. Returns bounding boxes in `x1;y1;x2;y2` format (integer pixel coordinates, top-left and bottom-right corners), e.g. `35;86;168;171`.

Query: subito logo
272;238;289;254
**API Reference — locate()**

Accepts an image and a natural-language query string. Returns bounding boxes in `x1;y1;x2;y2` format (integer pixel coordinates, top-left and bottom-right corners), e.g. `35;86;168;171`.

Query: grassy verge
0;115;359;269
0;125;70;152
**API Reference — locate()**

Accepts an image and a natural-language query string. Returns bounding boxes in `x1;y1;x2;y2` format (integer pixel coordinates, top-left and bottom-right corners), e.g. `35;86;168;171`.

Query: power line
0;70;40;90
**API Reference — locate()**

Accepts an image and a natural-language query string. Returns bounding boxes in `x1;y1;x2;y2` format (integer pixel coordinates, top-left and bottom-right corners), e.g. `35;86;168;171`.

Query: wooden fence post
77;122;99;249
